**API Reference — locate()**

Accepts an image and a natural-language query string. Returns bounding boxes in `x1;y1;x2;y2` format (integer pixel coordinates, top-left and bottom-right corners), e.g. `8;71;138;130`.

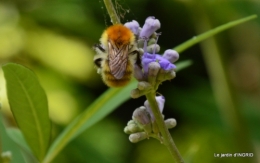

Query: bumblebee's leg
93;43;107;69
93;44;105;53
93;44;106;74
94;57;103;68
129;50;142;69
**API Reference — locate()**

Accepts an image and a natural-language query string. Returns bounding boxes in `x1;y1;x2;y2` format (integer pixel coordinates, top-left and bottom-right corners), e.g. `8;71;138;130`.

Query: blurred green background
0;0;260;163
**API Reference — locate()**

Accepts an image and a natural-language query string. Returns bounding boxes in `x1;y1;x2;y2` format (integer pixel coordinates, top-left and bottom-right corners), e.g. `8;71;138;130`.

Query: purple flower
139;16;161;39
144;96;165;121
142;52;176;74
124;20;140;36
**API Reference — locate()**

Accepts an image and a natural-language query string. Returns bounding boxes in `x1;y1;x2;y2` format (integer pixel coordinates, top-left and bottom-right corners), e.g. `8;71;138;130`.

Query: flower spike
123;16;178;145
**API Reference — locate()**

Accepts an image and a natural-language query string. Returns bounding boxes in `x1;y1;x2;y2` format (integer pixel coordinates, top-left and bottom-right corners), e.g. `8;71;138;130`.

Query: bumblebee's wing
108;41;128;79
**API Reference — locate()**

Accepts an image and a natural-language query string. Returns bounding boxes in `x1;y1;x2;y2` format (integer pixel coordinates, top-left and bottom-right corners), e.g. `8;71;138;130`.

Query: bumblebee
93;24;140;87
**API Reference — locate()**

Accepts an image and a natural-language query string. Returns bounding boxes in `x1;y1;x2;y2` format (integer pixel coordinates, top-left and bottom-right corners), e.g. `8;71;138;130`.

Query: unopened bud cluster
124;96;177;143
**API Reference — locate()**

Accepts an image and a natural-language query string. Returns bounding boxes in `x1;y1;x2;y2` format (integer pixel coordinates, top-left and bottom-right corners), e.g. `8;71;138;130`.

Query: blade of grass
175;60;192;72
174;15;257;53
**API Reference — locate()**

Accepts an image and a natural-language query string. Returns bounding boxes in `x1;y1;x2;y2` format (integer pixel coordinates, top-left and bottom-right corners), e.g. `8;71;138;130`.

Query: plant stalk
103;0;121;24
146;92;184;163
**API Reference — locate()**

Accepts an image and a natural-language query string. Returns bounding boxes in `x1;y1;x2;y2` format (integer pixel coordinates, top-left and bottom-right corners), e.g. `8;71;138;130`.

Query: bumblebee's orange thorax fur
100;24;135;49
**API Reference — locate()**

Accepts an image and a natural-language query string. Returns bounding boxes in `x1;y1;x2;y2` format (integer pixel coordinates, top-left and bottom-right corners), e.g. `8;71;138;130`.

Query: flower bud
140;16;161;39
129;132;147;143
144;96;165;121
155;96;165;112
133;107;153;134
131;89;141;99
147;44;160;54
165;118;177;129
137;39;145;49
125;123;142;133
148;62;160;86
138;48;144;55
124;126;132;134
138;81;152;91
132;107;151;125
163;50;179;63
131;88;152;99
157;69;176;81
127;120;135;125
133;64;144;81
166;70;176;80
124;20;140;36
147;38;157;45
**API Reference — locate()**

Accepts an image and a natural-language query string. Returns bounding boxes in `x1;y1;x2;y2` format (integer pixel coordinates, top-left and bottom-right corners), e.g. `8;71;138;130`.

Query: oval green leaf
2;63;51;162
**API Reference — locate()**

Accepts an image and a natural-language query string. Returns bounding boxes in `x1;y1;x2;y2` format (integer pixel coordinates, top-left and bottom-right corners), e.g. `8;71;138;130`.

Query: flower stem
103;0;121;24
145;92;184;163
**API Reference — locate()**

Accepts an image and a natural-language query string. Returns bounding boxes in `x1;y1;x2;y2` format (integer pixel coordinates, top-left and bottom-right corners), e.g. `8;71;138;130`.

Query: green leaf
6;128;33;156
6;128;39;163
175;60;192;72
2;63;51;162
174;15;257;53
0;114;26;163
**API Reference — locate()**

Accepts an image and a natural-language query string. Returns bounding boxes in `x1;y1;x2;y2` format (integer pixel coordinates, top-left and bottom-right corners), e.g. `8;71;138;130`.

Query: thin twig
103;0;121;24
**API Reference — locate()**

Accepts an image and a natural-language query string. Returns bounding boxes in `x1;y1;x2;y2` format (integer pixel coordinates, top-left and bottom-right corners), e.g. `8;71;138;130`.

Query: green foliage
0;114;26;163
6;128;32;157
2;63;51;162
